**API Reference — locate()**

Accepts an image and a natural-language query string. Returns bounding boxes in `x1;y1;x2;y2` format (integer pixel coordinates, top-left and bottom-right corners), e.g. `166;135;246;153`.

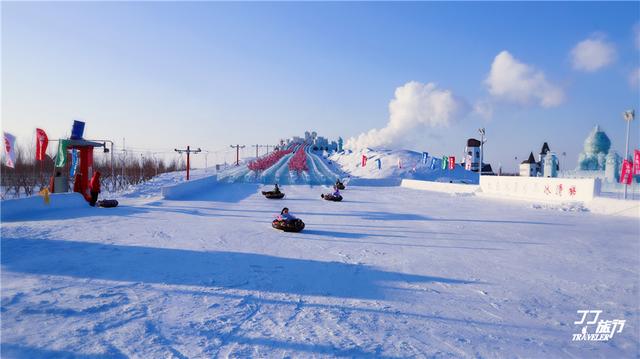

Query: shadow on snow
1;237;478;301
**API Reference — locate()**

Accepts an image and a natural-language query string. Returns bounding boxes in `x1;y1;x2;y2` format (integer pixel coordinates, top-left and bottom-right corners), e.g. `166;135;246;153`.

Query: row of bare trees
1;144;186;200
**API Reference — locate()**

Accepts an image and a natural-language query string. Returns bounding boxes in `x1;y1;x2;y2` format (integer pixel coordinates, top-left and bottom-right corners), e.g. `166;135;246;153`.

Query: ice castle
577;125;612;170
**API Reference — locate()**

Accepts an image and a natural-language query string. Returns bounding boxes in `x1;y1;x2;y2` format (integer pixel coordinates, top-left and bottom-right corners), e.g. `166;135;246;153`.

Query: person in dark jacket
89;171;101;206
277;207;296;222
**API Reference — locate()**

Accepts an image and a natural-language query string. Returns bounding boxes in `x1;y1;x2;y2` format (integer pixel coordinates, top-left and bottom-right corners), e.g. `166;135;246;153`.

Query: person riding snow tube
262;184;285;199
321;187;343;201
272;207;305;232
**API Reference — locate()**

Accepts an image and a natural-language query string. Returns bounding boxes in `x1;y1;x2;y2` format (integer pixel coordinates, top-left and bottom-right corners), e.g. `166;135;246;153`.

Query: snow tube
264;192;285;199
272;219;305;232
336;182;345;190
321;194;343;202
97;199;119;208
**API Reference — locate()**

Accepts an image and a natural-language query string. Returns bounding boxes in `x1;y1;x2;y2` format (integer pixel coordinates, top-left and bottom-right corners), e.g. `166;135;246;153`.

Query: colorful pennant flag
70;149;79;176
55;139;70;168
35;128;48;161
3;132;16;168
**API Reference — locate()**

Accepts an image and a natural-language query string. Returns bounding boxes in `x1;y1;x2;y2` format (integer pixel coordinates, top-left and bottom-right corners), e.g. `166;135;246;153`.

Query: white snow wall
161;175;218;200
1;192;88;221
401;179;479;194
479;176;601;203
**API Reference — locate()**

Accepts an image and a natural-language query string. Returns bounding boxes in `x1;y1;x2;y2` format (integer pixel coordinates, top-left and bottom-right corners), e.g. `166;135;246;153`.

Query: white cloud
485;51;565;107
570;34;616;72
630;68;640;88
345;81;469;150
473;99;493;120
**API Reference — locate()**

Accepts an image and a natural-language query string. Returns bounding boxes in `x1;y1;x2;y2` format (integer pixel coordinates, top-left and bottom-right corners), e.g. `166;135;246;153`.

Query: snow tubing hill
321;194;343;202
272;219;305;232
262;191;285;199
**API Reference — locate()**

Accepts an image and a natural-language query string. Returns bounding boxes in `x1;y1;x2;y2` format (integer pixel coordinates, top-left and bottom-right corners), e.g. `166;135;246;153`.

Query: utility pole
230;144;246;166
204;151;209;172
252;144;271;158
623;110;635;200
122;138;126;186
174;145;202;180
478;128;486;179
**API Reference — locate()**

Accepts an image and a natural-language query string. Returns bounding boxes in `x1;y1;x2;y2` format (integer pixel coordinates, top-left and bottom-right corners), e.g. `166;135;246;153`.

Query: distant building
543;152;559;178
519;142;559;177
284;132;341;152
464;138;481;172
520;152;539;177
314;136;329;149
538;142;560;177
538;142;550;176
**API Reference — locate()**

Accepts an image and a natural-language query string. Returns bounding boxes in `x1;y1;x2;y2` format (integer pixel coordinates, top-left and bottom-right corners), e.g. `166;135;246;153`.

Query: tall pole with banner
623;110;634;200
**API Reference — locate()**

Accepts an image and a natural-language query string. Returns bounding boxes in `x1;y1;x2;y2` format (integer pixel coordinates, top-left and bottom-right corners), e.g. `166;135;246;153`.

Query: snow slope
2;182;638;358
217;147;342;186
331;149;478;185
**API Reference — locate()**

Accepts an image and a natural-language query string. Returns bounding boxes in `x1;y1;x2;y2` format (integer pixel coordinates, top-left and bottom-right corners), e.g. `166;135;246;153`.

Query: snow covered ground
2;180;638;358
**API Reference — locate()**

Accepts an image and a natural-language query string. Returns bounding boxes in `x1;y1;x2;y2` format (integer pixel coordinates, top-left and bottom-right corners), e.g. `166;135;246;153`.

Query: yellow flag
38;188;50;205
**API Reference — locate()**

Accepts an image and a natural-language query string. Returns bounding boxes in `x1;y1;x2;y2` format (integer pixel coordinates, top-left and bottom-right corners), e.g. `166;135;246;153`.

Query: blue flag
70;149;78;176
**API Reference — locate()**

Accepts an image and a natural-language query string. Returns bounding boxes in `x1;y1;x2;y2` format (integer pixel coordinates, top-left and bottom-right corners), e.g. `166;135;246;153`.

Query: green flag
442;156;448;170
55;140;69;167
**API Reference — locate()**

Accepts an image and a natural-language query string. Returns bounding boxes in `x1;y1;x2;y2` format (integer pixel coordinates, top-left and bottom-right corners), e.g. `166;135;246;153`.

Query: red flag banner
620;159;633;185
36;128;48;161
362;155;367;167
633;149;640;176
448;156;456;170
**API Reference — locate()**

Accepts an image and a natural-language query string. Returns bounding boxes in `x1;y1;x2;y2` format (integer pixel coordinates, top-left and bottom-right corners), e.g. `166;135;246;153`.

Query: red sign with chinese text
620;159;633;185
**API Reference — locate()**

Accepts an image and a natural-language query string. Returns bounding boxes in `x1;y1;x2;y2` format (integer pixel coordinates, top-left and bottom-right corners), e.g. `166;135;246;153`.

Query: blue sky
2;2;639;170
